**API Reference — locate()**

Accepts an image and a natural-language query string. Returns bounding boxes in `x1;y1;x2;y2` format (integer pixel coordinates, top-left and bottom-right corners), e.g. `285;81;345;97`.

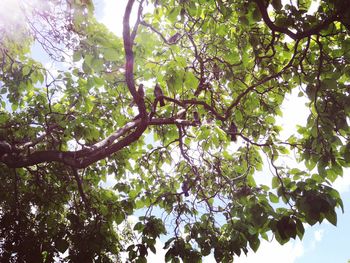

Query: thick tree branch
123;0;147;117
0;118;146;168
0;111;200;168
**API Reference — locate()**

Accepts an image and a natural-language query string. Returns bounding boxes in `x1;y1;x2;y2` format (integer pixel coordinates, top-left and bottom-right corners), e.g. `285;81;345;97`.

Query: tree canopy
0;0;350;262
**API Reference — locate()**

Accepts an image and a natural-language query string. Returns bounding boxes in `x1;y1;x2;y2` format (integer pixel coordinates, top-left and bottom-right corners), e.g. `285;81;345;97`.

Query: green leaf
11;103;18;112
265;115;275;124
249;237;260;252
272;176;279;189
164;237;176;249
295;218;305;239
91;58;104;72
150;245;156;254
73;51;82;62
167;7;180;22
247;174;257;187
269;192;279;203
134;222;144;231
325;209;337;226
103;48;119;61
22;66;31;75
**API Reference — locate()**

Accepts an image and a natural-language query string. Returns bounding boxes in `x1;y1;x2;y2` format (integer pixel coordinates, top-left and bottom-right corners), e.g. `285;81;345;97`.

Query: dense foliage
0;0;350;261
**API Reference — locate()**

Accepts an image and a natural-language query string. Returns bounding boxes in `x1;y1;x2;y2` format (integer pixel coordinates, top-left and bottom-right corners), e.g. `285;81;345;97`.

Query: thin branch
225;39;301;119
131;0;145;42
71;167;89;211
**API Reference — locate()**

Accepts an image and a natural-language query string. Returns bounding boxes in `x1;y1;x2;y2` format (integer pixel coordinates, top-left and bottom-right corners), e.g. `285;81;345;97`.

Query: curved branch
254;0;339;40
0;119;146;169
78;123;147;168
123;0;147;117
0;111;199;168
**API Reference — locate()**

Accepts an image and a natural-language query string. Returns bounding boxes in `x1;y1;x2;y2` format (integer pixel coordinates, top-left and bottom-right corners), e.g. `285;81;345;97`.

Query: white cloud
97;0;154;37
313;229;324;242
202;241;304;263
234;238;303;263
310;229;324;250
203;254;215;263
147;237;304;263
99;1;125;36
147;239;166;262
276;88;309;140
98;0;140;37
307;0;321;15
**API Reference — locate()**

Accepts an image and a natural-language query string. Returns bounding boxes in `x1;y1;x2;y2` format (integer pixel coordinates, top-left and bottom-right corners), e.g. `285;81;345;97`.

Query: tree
0;0;349;261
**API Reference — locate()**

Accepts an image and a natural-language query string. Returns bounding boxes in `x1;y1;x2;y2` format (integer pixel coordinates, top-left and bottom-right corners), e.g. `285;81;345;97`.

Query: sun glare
0;0;25;36
0;0;50;41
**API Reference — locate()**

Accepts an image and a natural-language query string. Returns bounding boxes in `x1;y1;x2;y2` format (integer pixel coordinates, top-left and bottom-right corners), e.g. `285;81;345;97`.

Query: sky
1;0;349;262
93;1;350;262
